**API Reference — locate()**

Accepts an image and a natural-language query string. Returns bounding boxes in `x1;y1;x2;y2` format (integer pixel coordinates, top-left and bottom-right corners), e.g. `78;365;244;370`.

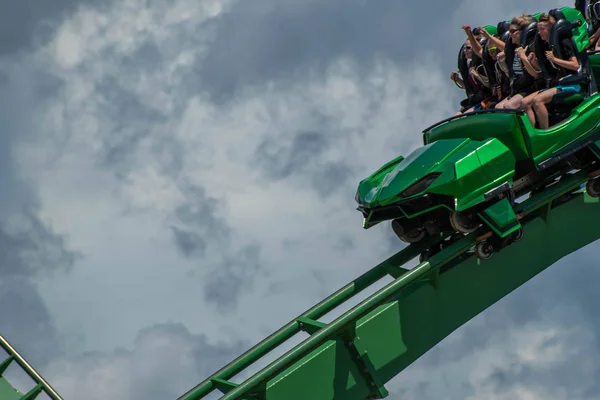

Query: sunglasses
464;45;472;50
489;46;498;52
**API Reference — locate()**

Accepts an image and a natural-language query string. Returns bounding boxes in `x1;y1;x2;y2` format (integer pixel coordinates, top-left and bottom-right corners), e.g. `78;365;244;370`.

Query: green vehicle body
356;6;600;253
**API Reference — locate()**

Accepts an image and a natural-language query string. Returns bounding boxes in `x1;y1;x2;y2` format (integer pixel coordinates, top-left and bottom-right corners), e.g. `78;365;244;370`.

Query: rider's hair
511;14;535;29
538;13;557;25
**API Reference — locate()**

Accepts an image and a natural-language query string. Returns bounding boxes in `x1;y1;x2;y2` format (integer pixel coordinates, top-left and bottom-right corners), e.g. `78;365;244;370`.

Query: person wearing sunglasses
493;14;542;110
450;37;490;114
450;41;475;90
460;25;511;110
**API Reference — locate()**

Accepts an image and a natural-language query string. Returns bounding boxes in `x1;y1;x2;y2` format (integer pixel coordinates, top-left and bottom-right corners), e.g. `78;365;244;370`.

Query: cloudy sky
1;0;599;399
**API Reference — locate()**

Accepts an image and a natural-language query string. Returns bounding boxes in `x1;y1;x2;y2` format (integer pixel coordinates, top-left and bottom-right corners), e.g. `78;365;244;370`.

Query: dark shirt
512;43;537;93
539;38;578;85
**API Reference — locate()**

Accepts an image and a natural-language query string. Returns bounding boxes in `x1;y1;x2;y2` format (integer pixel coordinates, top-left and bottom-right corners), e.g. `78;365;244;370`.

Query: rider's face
509;24;521;44
538;22;551;41
463;40;473;57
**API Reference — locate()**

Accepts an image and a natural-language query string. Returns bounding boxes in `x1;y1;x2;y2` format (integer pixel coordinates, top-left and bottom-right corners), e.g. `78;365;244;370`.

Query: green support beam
177;231;429;399
0;335;63;400
179;166;600;400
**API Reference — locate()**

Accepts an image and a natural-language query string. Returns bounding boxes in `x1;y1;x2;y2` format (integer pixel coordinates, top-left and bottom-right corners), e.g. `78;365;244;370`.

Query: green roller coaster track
0;335;63;400
3;5;600;400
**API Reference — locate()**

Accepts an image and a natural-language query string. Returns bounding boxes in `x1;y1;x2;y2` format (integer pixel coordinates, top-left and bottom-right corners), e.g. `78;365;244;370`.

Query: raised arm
463;26;483;57
478;26;506;51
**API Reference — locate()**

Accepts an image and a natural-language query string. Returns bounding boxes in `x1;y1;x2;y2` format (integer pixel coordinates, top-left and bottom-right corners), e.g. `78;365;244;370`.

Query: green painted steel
424;111;531;160
454;138;516;211
179;165;600;400
478;197;521;238
177;237;430;400
528;96;600;164
561;6;590;52
0;377;22;400
0;335;63;400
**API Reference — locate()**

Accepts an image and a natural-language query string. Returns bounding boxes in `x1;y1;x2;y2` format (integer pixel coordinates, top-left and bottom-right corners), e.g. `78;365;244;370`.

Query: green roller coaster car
355;6;600;260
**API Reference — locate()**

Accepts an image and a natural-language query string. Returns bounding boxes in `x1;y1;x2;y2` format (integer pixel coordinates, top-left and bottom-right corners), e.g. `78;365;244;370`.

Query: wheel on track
419;251;431;263
475;241;494;260
449;211;478;233
400;229;426;243
587;178;600;198
511;228;523;243
391;219;404;239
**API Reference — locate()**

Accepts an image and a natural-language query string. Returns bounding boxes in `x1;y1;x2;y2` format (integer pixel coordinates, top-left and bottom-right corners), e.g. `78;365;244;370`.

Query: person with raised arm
460;25;510;110
492;14;543;110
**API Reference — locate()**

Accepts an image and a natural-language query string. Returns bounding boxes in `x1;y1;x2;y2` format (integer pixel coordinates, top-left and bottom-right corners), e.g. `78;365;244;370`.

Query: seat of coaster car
538;9;597;126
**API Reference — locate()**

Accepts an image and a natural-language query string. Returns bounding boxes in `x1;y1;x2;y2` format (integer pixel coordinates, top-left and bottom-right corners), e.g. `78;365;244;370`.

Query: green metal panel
358;134;519;225
0;377;22;400
560;6;589;52
478;197;521;237
453;143;482;179
455;139;516;211
0;335;63;400
266;302;406;400
527;94;600;164
358;138;470;209
177;240;427;400
423;112;530;161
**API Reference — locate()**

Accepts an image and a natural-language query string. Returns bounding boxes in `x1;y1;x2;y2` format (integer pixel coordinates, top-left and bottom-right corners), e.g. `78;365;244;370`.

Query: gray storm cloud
0;0;598;399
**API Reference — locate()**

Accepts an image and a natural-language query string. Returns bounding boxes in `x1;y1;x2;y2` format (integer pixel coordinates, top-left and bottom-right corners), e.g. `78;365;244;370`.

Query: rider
460;25;510;110
520;13;580;129
450;37;491;114
485;14;542;109
575;0;600;50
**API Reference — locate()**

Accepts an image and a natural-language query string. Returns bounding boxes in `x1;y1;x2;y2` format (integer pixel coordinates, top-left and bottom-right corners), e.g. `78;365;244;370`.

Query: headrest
549;8;566;21
592;2;600;20
499;31;510;43
521;22;538;47
551;18;574;42
497;21;510;36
